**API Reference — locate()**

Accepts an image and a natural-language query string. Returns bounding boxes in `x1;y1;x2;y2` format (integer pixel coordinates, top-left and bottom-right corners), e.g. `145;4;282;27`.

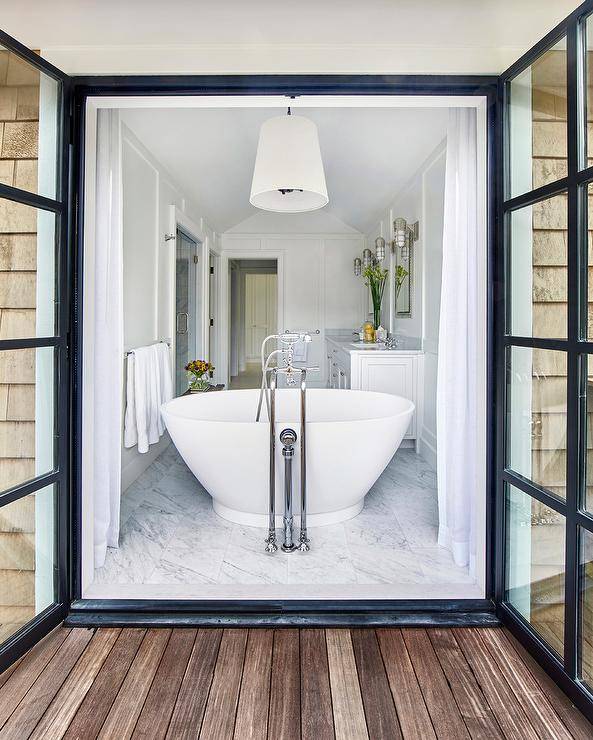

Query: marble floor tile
95;445;473;590
147;559;219;585
350;543;427;585
288;525;357;585
219;525;289;584
414;547;476;585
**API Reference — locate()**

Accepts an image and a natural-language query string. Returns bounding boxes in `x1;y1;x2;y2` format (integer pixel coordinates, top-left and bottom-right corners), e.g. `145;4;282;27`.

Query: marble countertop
326;334;424;355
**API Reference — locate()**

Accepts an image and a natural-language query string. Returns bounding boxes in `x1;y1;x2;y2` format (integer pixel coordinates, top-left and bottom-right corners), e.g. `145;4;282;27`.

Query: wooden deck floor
0;626;591;739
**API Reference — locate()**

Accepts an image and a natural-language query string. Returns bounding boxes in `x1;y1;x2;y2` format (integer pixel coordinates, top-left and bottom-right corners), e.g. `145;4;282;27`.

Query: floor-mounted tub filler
162;330;414;553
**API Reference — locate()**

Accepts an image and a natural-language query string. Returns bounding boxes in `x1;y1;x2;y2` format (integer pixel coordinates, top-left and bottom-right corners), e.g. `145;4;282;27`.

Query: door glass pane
581;528;593;685
586;183;593;341
584;355;593;513
585;15;593;166
506;484;566;656
175;230;198;396
0;484;56;643
0;47;58;200
0;198;55;339
0;347;54;493
509;194;567;339
509;38;567;198
506;347;567;499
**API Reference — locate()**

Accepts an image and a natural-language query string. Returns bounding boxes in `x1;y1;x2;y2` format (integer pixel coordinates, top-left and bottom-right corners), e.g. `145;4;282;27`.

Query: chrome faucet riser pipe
264;370;278;553
280;428;297;552
256;350;283;422
299;369;310;552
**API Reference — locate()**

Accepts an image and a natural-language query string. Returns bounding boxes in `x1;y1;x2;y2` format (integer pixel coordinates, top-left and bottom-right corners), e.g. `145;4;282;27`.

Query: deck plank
63;628;146;740
402;628;470;739
29;628;121;740
132;628;197;740
376;628;436;739
199;629;247;740
0;627;94;740
300;629;334;740
479;627;571;739
427;628;503;740
326;628;369;740
0;626;590;739
0;656;23;691
98;628;171;740
454;627;540;740
0;626;70;729
351;629;402;740
268;629;300;740
233;629;273;740
502;628;593;740
166;628;222;740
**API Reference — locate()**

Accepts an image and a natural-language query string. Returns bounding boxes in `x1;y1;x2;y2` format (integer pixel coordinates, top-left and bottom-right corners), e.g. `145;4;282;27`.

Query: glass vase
373;306;381;330
189;376;210;392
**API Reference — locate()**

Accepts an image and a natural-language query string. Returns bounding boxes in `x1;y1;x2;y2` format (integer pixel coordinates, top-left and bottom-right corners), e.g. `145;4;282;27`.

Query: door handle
176;312;189;334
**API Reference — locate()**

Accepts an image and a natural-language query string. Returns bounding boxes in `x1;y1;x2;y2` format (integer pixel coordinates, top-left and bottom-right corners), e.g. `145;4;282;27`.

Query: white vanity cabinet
325;337;423;444
327;345;351;389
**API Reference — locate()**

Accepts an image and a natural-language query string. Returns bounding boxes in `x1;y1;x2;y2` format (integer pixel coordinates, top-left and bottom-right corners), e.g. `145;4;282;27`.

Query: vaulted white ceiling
120;106;449;234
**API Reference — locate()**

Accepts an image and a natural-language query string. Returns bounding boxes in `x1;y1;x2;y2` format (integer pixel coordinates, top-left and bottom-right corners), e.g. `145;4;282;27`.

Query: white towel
155;342;174;424
124;343;173;453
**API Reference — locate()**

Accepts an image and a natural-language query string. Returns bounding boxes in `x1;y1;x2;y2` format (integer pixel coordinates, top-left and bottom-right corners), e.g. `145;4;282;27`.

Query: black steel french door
0;30;71;668
496;0;593;719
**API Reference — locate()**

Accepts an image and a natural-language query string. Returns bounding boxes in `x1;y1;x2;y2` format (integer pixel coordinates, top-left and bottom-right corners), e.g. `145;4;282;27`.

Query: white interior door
245;273;277;359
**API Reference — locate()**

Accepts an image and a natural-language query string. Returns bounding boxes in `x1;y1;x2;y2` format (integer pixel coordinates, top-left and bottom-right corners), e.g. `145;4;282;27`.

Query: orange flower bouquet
185;359;215;391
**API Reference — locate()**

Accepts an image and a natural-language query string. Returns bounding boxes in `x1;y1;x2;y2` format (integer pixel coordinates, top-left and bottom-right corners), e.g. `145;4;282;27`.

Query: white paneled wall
120;123;217;489
220;230;366;387
367;140;446;467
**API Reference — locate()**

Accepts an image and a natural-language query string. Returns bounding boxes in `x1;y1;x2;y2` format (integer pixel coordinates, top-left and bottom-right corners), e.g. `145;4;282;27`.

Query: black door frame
0;31;72;670
66;74;499;627
4;5;593;723
495;0;593;720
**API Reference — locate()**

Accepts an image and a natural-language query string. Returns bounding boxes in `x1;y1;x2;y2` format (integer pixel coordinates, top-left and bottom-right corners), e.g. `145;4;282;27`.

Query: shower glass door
175;228;199;396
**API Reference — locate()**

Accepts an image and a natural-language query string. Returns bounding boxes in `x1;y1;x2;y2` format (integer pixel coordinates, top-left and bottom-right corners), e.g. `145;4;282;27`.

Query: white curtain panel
436;107;478;572
93;109;124;568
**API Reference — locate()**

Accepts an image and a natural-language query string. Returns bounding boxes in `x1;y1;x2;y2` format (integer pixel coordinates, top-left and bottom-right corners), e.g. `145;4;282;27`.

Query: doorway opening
229;259;278;390
80;95;488;602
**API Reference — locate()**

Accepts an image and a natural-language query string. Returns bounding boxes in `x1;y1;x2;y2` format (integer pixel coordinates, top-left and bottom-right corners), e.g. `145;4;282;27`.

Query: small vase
189;376;210;392
373;306;381;330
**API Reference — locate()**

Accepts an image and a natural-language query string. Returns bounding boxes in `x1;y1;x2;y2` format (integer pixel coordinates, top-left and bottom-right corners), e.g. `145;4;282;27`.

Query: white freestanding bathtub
161;389;414;527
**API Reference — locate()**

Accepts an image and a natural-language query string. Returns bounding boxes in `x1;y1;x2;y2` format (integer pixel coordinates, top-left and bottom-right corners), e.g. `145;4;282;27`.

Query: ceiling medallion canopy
250;108;329;213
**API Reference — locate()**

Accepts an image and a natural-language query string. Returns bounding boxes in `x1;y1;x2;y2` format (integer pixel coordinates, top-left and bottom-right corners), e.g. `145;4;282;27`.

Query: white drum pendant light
250;109;329;212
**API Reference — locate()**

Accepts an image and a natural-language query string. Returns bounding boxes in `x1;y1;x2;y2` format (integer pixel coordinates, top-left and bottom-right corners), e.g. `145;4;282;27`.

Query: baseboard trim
419;430;437;468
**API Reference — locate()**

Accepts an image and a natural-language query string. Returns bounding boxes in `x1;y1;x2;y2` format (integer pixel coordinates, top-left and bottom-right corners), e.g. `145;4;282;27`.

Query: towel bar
125;339;171;358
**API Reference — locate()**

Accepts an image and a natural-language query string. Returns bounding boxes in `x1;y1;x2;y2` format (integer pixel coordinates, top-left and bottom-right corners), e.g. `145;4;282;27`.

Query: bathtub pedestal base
212;499;364;528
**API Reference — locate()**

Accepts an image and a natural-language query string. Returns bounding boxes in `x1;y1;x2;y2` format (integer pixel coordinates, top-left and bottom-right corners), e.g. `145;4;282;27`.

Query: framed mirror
395;245;413;317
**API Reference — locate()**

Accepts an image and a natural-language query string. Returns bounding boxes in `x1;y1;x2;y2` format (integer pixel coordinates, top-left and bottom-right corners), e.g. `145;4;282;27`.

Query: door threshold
67;597;497;628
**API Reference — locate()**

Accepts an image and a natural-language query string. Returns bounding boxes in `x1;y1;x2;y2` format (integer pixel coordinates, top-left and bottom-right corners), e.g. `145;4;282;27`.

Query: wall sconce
352;220;418;276
374;236;386;261
393;218;419;262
